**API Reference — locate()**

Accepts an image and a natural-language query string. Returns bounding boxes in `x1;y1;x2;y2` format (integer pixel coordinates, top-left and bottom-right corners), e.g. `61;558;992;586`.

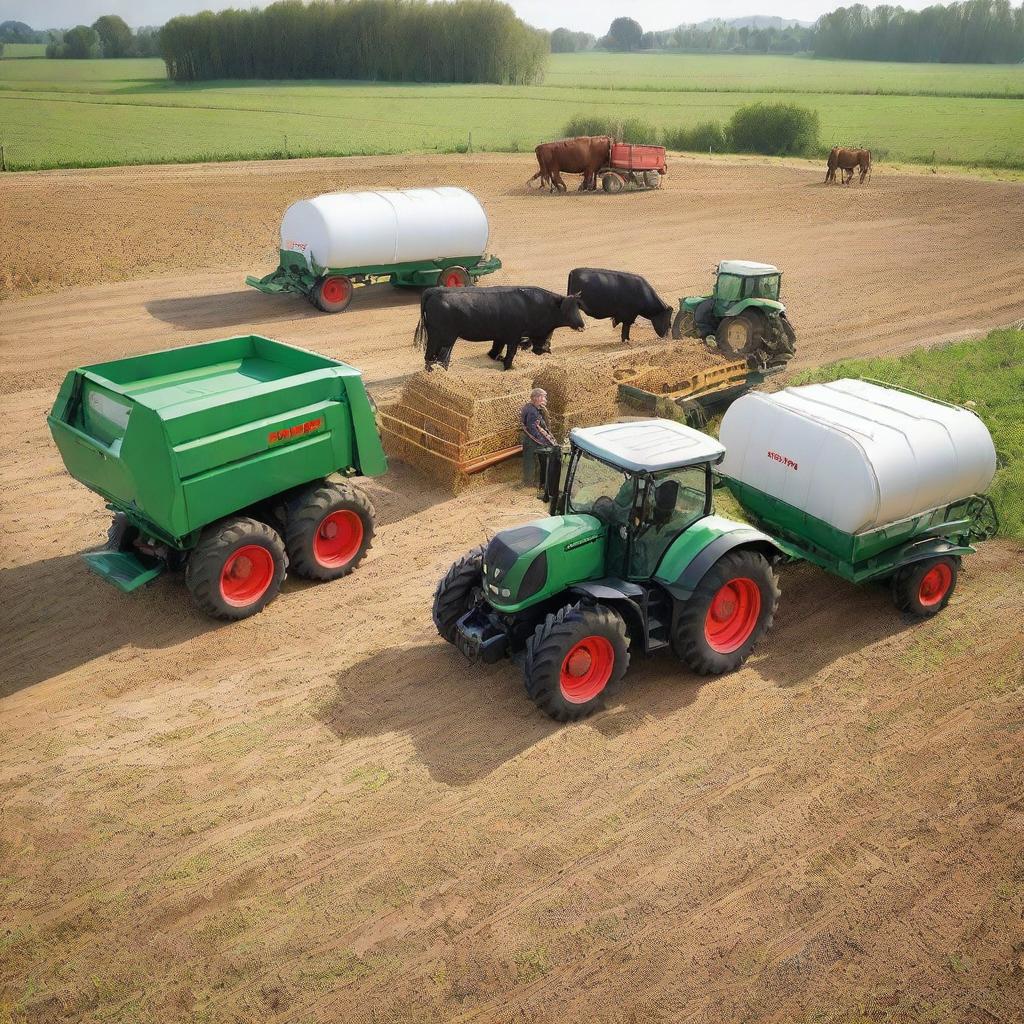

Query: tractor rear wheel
718;310;767;361
602;173;624;194
432;545;485;643
437;266;472;288
671;309;697;340
284;480;376;581
523;603;629;722
313;274;354;313
672;550;779;674
892;556;959;618
186;516;287;620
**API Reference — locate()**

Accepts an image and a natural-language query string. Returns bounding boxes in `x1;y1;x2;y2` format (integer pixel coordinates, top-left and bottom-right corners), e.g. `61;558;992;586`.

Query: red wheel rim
219;544;275;607
559;635;615;704
704;578;762;653
321;276;351;304
442;270;466;287
313;509;364;567
918;563;952;606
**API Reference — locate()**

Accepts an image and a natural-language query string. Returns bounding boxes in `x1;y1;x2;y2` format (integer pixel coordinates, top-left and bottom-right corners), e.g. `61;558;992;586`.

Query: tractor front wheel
284;480;376;581
892;556;959;618
671;309;697;340
433;545;485;643
186;516;287;620
523;603;629;722
718;310;767;362
672;550;779;674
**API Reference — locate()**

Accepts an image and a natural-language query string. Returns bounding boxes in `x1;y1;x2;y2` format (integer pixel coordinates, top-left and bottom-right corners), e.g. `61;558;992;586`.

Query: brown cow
826;147;872;185
527;136;613;193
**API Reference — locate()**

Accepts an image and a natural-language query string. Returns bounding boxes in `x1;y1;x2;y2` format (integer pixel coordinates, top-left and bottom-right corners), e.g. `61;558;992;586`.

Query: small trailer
433;379;998;722
47;335;387;619
600;144;667;193
247;187;502;312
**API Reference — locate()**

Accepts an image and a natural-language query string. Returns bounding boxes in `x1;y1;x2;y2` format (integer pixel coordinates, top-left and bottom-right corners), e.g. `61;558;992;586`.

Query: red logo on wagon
268;418;323;444
767;450;798;470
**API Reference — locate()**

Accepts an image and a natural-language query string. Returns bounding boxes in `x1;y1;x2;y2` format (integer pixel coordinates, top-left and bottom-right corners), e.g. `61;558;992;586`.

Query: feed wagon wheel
313;275;354;313
602;173;624;194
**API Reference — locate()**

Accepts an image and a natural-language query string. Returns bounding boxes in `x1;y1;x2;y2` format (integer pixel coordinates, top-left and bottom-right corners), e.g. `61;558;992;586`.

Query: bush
726;102;820;156
663;120;727;152
561;116;656;144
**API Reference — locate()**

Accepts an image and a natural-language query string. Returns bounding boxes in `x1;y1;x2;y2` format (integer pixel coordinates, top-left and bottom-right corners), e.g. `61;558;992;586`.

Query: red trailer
601;144;668;193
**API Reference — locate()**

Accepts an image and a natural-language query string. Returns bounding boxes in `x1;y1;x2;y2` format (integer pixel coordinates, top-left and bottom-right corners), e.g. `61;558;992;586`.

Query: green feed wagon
433;379;998;722
247;187;502;312
47;335;387;620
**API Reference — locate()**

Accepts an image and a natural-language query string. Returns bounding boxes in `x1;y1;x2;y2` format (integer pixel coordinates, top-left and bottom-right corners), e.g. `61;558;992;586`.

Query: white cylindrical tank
279;187;490;270
718;379;997;534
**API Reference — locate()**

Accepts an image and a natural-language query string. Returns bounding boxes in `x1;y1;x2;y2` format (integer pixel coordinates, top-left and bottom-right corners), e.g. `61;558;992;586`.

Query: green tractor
672;260;796;369
432;419;783;722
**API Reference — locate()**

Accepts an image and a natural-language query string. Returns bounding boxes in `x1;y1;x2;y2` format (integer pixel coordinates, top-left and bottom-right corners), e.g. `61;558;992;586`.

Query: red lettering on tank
767;450;798;471
268;418;323;445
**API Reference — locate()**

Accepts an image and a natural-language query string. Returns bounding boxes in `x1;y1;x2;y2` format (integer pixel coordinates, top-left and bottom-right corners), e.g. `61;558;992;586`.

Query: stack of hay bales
533;355;621;439
379;367;533;490
612;344;730;395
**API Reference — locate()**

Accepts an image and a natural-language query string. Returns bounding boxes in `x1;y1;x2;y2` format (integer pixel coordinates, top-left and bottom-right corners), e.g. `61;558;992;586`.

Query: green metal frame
721;476;981;583
246;248;502;297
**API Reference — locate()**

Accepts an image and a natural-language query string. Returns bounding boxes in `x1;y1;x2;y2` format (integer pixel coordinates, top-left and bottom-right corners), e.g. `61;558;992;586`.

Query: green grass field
793;329;1024;541
0;43;46;59
0;52;1021;171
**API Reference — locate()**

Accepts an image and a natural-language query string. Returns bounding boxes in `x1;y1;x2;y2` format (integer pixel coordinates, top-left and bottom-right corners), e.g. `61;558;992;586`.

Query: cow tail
413;312;425;351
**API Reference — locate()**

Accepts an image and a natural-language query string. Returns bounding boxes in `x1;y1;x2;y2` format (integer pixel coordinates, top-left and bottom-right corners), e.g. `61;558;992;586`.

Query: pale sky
2;0;945;35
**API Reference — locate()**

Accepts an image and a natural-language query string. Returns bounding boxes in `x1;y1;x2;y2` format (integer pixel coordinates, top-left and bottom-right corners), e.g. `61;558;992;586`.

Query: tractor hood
482;514;607;613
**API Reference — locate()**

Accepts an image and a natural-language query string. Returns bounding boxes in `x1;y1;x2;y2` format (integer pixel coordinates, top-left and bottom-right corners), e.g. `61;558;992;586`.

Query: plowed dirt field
2;153;1023;1024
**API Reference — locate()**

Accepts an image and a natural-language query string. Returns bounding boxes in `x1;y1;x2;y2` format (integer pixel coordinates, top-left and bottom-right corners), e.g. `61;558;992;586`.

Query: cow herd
414;269;674;371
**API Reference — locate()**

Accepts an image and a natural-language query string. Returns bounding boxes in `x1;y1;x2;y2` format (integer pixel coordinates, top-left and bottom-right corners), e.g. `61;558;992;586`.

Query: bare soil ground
1;153;1023;1024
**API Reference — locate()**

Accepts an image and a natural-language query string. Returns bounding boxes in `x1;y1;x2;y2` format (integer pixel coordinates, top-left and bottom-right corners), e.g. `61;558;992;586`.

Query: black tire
718;310;766;361
780;315;797;351
602;173;623;194
671;309;697;340
643;170;661;188
313;274;354;313
185;516;287;620
105;512;139;552
284;480;375;581
432;545;485;643
523;603;629;722
891;556;959;618
672;550;779;675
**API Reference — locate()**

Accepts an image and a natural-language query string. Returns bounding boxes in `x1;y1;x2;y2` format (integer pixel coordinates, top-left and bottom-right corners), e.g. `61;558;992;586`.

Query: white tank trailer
246;187;502;312
719;378;998;614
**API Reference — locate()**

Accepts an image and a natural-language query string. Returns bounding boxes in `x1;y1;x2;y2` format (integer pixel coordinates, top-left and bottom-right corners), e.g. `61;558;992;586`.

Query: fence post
468;131;473;154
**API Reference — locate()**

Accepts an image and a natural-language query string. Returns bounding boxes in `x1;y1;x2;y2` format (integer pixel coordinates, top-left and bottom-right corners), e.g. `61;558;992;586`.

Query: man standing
521;387;558;497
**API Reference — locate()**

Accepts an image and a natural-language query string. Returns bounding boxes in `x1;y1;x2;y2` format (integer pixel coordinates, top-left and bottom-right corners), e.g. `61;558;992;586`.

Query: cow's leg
487;341;505;362
621;318;636;343
501;340;520;371
425;330;456;370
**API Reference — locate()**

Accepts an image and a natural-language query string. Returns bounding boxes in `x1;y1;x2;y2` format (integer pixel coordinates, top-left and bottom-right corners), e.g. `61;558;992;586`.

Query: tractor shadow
753;561;914;688
146;283;422;331
0;553;219;696
318;641;702;787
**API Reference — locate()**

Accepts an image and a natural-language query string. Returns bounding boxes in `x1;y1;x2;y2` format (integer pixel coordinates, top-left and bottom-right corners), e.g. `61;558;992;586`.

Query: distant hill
692;16;814;30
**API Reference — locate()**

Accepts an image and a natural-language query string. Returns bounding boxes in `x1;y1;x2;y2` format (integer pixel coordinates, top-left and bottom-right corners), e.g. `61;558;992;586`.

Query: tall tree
605;17;643;51
92;15;133;58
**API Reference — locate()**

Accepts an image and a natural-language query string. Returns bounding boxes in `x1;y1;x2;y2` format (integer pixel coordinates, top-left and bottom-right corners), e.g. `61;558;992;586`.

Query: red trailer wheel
314;275;354;313
438;266;471;288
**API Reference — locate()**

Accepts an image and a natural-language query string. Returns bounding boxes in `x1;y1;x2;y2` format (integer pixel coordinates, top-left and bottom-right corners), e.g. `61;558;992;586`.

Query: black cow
414;286;585;371
567;268;673;342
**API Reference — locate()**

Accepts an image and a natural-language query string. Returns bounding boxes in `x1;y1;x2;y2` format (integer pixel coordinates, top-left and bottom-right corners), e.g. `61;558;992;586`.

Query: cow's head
652;302;673;338
560;293;586;332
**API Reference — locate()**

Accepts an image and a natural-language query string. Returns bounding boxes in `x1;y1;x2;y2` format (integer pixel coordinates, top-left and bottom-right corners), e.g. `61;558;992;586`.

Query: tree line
814;0;1024;62
44;17;161;59
160;0;548;84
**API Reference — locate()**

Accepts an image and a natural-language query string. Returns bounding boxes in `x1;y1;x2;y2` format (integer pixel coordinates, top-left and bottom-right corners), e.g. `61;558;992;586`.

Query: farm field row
0;53;1022;170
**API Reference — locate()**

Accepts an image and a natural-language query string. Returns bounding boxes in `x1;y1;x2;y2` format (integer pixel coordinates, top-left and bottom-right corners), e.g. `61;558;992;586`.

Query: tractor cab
556;420;725;579
710;260;782;316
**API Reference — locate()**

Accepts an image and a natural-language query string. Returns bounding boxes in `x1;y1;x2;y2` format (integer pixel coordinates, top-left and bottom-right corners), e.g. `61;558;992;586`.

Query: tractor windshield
629;465;710;577
746;274;780;300
567;451;635;525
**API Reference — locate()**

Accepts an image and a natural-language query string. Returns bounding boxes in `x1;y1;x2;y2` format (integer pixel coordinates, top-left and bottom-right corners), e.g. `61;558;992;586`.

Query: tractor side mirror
546;448;564;516
652;479;679;528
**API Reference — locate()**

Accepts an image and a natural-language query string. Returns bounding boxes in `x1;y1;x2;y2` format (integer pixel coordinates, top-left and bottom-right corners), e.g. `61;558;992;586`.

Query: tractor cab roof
718;260;779;277
571;419;725;474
